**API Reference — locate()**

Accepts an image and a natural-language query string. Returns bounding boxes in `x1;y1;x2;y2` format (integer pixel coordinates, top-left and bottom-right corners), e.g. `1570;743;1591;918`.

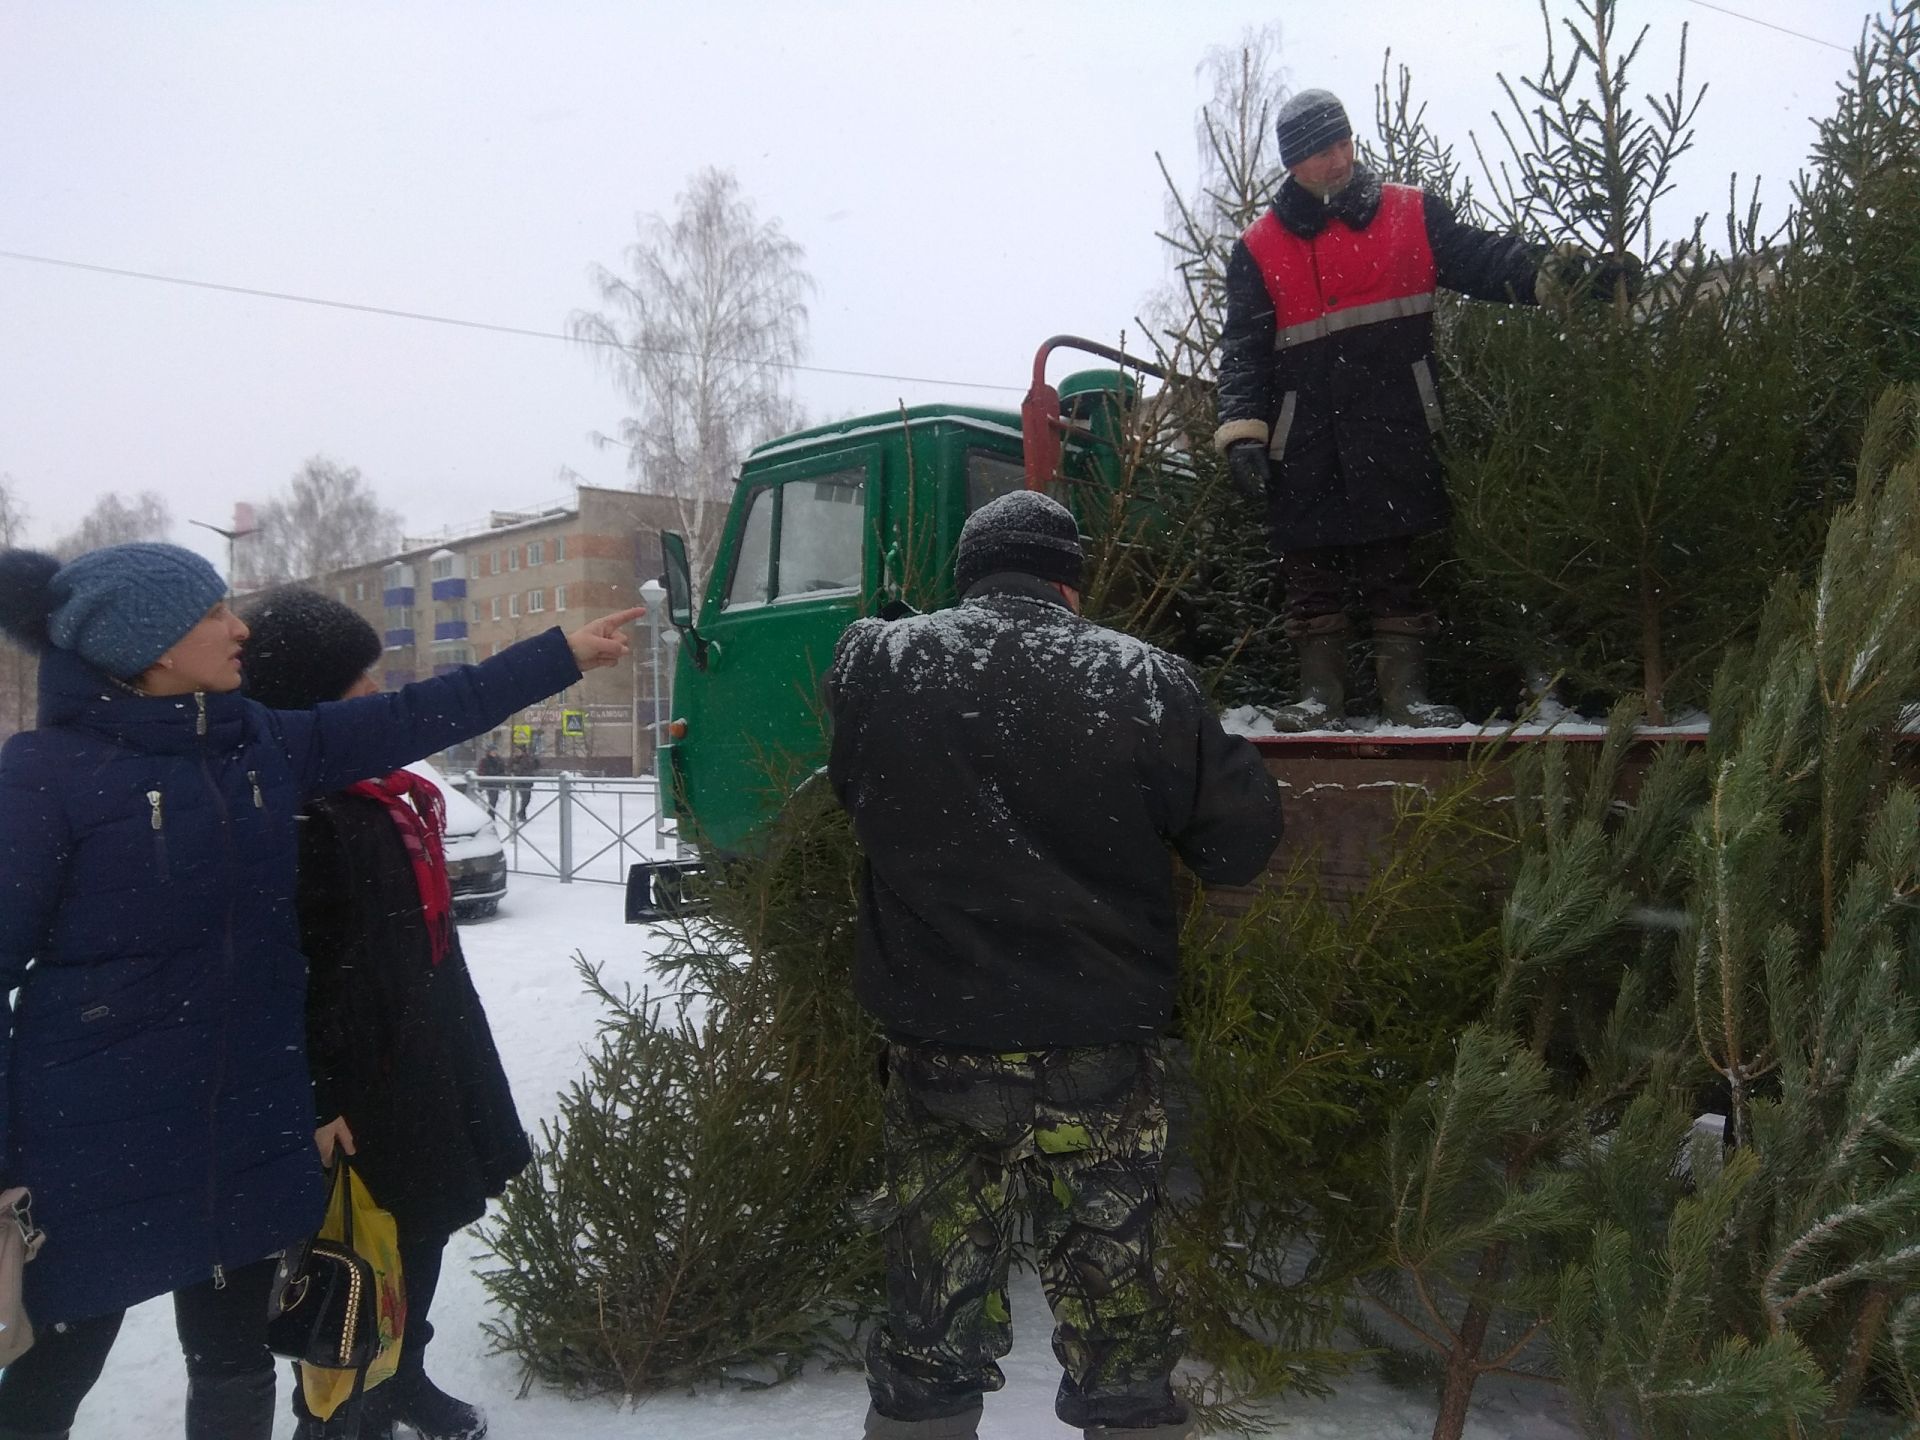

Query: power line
1681;0;1852;53
0;247;1026;394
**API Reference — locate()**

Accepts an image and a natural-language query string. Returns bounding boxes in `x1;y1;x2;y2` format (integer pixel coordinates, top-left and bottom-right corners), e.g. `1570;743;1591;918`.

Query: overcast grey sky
0;1;1867;571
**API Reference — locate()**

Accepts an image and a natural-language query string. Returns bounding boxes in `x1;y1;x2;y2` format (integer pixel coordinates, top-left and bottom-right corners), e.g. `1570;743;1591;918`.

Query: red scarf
346;769;454;965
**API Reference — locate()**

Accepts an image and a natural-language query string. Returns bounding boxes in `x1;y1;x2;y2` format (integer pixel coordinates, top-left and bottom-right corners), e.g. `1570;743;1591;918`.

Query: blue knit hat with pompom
0;543;227;678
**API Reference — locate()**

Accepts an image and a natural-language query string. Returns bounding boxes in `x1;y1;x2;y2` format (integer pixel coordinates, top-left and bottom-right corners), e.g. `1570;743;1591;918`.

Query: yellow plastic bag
298;1163;407;1420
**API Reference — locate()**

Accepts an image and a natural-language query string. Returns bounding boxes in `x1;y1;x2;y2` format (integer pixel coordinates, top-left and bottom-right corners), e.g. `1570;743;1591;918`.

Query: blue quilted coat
0;631;579;1324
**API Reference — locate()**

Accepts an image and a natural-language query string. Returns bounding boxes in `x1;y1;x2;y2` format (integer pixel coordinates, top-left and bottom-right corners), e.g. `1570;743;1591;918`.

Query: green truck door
677;449;878;853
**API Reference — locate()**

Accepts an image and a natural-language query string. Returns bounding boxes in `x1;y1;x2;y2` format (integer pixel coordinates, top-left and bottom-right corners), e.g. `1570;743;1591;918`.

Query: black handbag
266;1159;380;1371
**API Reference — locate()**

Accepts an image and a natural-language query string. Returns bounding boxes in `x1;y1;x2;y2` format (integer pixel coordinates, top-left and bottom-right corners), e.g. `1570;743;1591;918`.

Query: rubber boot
863;1398;983;1439
1372;619;1464;728
1269;619;1350;733
184;1368;276;1440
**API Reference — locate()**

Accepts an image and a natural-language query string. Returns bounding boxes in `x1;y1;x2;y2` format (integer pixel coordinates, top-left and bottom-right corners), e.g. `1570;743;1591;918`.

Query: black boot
1372;617;1463;728
184;1368;276;1440
386;1373;485;1440
1270;620;1350;733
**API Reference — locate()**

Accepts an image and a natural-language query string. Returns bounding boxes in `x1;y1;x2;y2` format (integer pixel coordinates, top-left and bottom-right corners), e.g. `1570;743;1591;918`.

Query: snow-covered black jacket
0;632;577;1324
826;573;1282;1050
1215;166;1541;550
298;791;530;1241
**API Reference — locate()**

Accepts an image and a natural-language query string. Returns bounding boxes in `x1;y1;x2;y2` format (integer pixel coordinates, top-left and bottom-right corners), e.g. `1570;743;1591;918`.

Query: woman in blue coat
0;543;638;1440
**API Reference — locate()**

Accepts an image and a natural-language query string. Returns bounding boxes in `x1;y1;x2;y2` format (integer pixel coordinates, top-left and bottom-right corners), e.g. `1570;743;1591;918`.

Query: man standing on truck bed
1215;88;1633;731
827;490;1283;1440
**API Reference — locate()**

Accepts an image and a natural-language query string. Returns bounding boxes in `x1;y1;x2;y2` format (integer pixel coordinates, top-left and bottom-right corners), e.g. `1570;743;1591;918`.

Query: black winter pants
0;1256;279;1434
1279;538;1432;636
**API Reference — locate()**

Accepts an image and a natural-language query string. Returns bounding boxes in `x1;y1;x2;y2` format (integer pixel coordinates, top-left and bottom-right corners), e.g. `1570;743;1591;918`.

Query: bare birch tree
54;489;173;560
571;167;812;585
251;456;402;583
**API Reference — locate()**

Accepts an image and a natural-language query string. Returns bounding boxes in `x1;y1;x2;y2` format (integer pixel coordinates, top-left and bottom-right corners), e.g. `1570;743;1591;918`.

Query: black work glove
1225;440;1271;504
1588;252;1644;304
1538;246;1645;307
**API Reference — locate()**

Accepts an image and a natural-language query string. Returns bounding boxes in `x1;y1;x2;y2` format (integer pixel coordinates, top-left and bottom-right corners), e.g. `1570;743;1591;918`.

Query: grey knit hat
0;542;228;678
1277;89;1352;169
954;490;1084;594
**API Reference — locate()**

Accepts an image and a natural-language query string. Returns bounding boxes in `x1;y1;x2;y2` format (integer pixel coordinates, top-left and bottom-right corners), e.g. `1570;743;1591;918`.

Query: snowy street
72;876;1575;1439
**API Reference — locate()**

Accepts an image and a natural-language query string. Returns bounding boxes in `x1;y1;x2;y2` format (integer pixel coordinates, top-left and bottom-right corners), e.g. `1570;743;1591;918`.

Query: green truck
626;337;1158;918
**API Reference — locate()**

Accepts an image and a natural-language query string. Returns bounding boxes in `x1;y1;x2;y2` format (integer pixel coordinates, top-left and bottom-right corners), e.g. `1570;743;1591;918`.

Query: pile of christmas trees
479;5;1920;1436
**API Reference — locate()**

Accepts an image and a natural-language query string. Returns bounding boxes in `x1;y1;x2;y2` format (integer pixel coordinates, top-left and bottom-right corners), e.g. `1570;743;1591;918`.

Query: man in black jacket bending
1216;89;1630;731
827;490;1283;1440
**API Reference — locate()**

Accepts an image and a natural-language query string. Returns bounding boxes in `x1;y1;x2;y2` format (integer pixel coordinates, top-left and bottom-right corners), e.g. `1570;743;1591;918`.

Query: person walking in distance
506;744;536;823
827;491;1283;1440
0;542;638;1440
477;744;505;818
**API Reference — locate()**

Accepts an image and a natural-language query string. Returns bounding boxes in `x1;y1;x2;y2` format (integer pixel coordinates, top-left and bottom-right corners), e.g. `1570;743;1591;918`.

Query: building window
430;553;455;581
467;556;480;579
354;580;367;602
555;585;567;612
494;550;504;574
528;540;544;567
491;596;502;622
528;589;545;613
555;535;567;562
508;547;520;572
509;594;520;618
336;587;347;603
469;601;480;623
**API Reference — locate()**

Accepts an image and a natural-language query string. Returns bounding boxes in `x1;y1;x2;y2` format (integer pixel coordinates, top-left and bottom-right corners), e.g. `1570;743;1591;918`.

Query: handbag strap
331;1157;356;1252
2;1188;43;1262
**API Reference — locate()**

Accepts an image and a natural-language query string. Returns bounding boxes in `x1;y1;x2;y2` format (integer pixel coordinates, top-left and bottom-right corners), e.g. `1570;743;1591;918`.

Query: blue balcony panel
433;620;469;642
430;578;467;602
382;586;415;609
432;663;462;678
384;668;416;687
383;628;415;649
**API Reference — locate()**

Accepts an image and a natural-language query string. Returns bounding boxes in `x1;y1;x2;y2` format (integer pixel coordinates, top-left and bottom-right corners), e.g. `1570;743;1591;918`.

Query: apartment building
321;486;683;776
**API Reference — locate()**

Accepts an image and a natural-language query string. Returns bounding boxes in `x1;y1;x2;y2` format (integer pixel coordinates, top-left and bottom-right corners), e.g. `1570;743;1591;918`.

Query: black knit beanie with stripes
1277;89;1352;169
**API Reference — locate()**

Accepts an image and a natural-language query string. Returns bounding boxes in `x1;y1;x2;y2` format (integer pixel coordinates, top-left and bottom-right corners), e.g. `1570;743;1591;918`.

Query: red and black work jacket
1215;167;1540;551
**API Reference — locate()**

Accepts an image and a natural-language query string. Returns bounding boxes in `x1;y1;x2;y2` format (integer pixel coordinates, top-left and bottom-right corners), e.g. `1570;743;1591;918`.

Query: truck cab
638;349;1148;906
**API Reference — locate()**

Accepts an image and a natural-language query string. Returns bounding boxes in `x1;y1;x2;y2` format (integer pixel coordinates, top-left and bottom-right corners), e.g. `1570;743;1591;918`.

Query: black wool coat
297;791;531;1240
826;573;1284;1051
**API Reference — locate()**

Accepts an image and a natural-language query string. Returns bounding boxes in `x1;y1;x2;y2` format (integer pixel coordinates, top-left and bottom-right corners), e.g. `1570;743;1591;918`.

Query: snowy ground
73;876;1578;1439
1220;703;1711;743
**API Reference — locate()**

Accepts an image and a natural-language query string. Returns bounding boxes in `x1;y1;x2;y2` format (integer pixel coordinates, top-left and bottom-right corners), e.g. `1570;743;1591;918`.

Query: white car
407;761;508;920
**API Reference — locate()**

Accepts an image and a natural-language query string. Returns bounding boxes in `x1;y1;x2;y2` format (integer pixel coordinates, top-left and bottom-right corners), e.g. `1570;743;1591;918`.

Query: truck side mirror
660;531;711;670
661;532;696;630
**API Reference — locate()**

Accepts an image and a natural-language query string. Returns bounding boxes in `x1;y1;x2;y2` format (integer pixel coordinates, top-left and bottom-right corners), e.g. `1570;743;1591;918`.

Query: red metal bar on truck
1022;335;1169;490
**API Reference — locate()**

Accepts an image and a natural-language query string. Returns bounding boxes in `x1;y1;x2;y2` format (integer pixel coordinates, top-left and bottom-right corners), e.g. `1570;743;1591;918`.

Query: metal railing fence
459;773;667;885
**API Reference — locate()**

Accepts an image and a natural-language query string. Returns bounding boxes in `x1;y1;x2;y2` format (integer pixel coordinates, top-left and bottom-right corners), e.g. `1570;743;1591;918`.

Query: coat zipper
247;771;263;809
194;692;208;736
147;789;169;876
201;737;236;1285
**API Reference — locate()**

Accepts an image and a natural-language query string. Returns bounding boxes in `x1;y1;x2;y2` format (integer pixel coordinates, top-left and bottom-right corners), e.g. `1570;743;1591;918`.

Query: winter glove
1225;440;1272;504
1535;245;1644;307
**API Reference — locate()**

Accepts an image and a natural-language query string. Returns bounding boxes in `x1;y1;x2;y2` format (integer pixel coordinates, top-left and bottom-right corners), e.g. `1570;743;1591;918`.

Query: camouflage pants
865;1040;1188;1432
